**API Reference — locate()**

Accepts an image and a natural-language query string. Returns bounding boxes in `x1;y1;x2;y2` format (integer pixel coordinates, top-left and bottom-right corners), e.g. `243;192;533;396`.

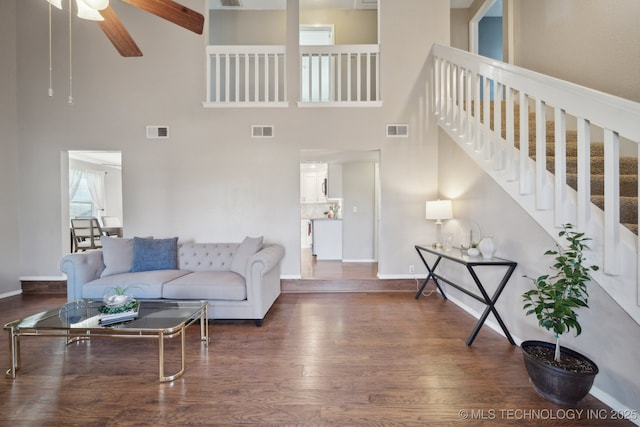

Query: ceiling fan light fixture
47;0;64;9
76;0;105;20
83;0;109;10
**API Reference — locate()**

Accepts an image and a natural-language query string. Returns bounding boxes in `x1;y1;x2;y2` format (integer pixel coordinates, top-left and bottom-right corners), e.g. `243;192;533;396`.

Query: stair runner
479;102;638;234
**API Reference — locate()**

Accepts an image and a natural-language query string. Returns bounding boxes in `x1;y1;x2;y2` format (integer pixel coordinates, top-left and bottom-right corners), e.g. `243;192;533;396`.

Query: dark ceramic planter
521;340;599;406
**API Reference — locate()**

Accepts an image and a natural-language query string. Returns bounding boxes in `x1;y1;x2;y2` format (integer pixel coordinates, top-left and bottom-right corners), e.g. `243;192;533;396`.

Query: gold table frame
5;300;209;382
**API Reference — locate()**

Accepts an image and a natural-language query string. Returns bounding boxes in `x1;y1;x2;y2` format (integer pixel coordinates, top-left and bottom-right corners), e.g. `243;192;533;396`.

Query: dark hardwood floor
0;290;633;426
300;248;378;280
284;248;415;293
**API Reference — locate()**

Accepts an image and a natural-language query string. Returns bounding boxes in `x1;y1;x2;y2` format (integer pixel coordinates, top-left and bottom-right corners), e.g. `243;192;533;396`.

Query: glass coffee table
4;299;209;382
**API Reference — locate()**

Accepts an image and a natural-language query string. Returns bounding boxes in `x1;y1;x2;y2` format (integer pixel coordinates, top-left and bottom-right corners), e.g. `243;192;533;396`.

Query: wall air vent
220;0;241;7
146;125;169;139
386;124;409;138
252;125;274;138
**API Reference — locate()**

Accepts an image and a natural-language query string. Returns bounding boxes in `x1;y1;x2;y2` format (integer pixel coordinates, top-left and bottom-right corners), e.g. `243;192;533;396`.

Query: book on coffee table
98;304;140;325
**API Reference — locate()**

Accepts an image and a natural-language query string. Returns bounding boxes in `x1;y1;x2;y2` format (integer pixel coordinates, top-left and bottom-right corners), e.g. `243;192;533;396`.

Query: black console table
414;245;517;346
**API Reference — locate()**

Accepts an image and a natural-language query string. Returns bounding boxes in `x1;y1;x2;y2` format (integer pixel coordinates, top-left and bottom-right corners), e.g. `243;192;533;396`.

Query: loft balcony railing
298;44;382;107
204;45;287;107
430;44;640;324
203;44;382;107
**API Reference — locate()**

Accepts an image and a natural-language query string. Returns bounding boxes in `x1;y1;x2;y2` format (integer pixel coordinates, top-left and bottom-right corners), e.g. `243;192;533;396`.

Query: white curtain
84;169;106;215
69;168;83;200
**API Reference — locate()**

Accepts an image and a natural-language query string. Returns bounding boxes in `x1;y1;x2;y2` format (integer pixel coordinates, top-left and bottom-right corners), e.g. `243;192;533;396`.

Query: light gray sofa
60;237;285;326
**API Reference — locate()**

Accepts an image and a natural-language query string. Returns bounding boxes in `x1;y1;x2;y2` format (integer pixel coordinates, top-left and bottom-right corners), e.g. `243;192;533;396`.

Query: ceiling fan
47;0;205;57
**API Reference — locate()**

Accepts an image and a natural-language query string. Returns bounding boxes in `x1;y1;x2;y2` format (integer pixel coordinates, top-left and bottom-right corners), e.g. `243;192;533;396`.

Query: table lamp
425;199;453;249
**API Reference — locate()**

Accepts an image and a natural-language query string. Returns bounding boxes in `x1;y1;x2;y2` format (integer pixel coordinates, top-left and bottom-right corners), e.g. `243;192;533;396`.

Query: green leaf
520;224;597;339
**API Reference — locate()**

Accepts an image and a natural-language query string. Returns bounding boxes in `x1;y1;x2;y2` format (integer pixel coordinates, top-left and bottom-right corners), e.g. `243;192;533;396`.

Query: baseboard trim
282;278;416;293
0;289;22;299
20;275;66;281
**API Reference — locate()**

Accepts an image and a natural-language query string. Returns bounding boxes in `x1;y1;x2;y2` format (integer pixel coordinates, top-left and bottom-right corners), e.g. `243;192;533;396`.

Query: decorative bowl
103;293;134;308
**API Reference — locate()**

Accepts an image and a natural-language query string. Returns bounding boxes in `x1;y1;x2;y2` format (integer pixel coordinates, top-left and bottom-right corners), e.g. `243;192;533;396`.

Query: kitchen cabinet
312;219;342;260
300;164;328;203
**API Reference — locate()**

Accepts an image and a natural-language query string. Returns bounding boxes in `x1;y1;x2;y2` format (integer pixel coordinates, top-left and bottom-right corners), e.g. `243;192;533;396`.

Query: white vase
467;247;480;257
479;236;495;259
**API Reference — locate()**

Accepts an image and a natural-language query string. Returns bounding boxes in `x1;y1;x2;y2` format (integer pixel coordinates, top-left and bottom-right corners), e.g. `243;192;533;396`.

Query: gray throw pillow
231;236;263;277
100;236;134;277
131;237;179;272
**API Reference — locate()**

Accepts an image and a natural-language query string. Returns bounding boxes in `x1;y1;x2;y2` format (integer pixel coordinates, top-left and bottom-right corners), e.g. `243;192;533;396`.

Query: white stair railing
431;44;640;323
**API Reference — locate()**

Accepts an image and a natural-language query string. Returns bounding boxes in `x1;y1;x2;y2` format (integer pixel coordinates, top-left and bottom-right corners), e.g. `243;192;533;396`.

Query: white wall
450;8;470;51
209;10;286;45
513;0;640;103
12;0;449;280
0;0;20;295
342;162;376;261
438;129;640;415
376;0;450;277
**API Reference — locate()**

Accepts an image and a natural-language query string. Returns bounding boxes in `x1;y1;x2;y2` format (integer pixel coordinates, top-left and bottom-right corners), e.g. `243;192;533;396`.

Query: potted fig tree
521;224;600;406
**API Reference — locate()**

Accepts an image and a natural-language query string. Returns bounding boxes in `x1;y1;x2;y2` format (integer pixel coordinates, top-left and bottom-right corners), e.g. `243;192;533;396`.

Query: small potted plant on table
521;224;600;406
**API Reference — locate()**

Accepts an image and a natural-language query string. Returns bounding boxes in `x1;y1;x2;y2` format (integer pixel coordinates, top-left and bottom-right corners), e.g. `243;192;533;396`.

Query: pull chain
68;0;74;105
48;1;54;97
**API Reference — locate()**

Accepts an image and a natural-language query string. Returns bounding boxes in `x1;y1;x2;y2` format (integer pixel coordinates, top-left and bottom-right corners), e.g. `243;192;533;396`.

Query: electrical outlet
409;265;414;274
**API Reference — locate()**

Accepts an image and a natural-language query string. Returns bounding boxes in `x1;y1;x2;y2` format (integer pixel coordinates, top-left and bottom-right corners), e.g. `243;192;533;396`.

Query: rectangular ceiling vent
386;124;409;138
220;0;241;7
252;125;274;138
146;125;169;139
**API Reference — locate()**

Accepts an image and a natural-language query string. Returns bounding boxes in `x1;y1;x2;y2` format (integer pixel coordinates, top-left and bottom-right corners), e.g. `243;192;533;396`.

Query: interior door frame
469;0;497;54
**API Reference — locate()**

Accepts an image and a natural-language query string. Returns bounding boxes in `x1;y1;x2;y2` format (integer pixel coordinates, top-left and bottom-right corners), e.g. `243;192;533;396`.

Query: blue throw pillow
131;237;178;272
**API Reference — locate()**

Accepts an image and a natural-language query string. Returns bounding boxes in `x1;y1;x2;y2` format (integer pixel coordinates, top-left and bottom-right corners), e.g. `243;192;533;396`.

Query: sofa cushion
131;237;178;272
230;236;263;277
162;271;247;301
82;270;191;299
100;236;134;277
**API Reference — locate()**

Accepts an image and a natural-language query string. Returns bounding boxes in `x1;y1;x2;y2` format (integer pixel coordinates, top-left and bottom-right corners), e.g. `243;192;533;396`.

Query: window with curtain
69;169;106;218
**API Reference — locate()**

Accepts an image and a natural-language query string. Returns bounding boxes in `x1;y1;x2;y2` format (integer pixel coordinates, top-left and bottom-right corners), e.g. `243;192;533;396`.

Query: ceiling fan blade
122;0;205;35
97;5;143;57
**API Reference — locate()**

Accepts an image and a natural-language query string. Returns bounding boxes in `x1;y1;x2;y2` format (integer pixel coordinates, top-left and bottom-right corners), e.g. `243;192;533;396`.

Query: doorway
469;0;503;57
66;151;123;252
300;150;380;280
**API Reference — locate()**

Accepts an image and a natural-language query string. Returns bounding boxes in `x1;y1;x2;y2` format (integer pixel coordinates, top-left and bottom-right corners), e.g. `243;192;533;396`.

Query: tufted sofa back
177;243;239;272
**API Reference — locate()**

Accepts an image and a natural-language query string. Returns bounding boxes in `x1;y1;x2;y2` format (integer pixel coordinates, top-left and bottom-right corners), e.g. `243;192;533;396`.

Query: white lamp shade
47;0;64;9
76;0;105;20
425;199;453;221
83;0;109;10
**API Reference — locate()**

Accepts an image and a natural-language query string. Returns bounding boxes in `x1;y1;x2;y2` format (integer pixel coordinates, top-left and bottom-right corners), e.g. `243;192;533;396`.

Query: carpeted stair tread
517;141;605;157
542;156;638;175
564;141;605;157
566;173;638;198
472;101;638;234
591;195;638;224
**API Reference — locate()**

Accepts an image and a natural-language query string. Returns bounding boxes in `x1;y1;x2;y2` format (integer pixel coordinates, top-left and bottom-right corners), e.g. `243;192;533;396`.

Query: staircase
431;43;640;327
484;103;639;234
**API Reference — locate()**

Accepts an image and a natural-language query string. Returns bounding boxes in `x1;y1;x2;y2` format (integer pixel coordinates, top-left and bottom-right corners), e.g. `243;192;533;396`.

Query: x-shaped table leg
465;264;516;346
